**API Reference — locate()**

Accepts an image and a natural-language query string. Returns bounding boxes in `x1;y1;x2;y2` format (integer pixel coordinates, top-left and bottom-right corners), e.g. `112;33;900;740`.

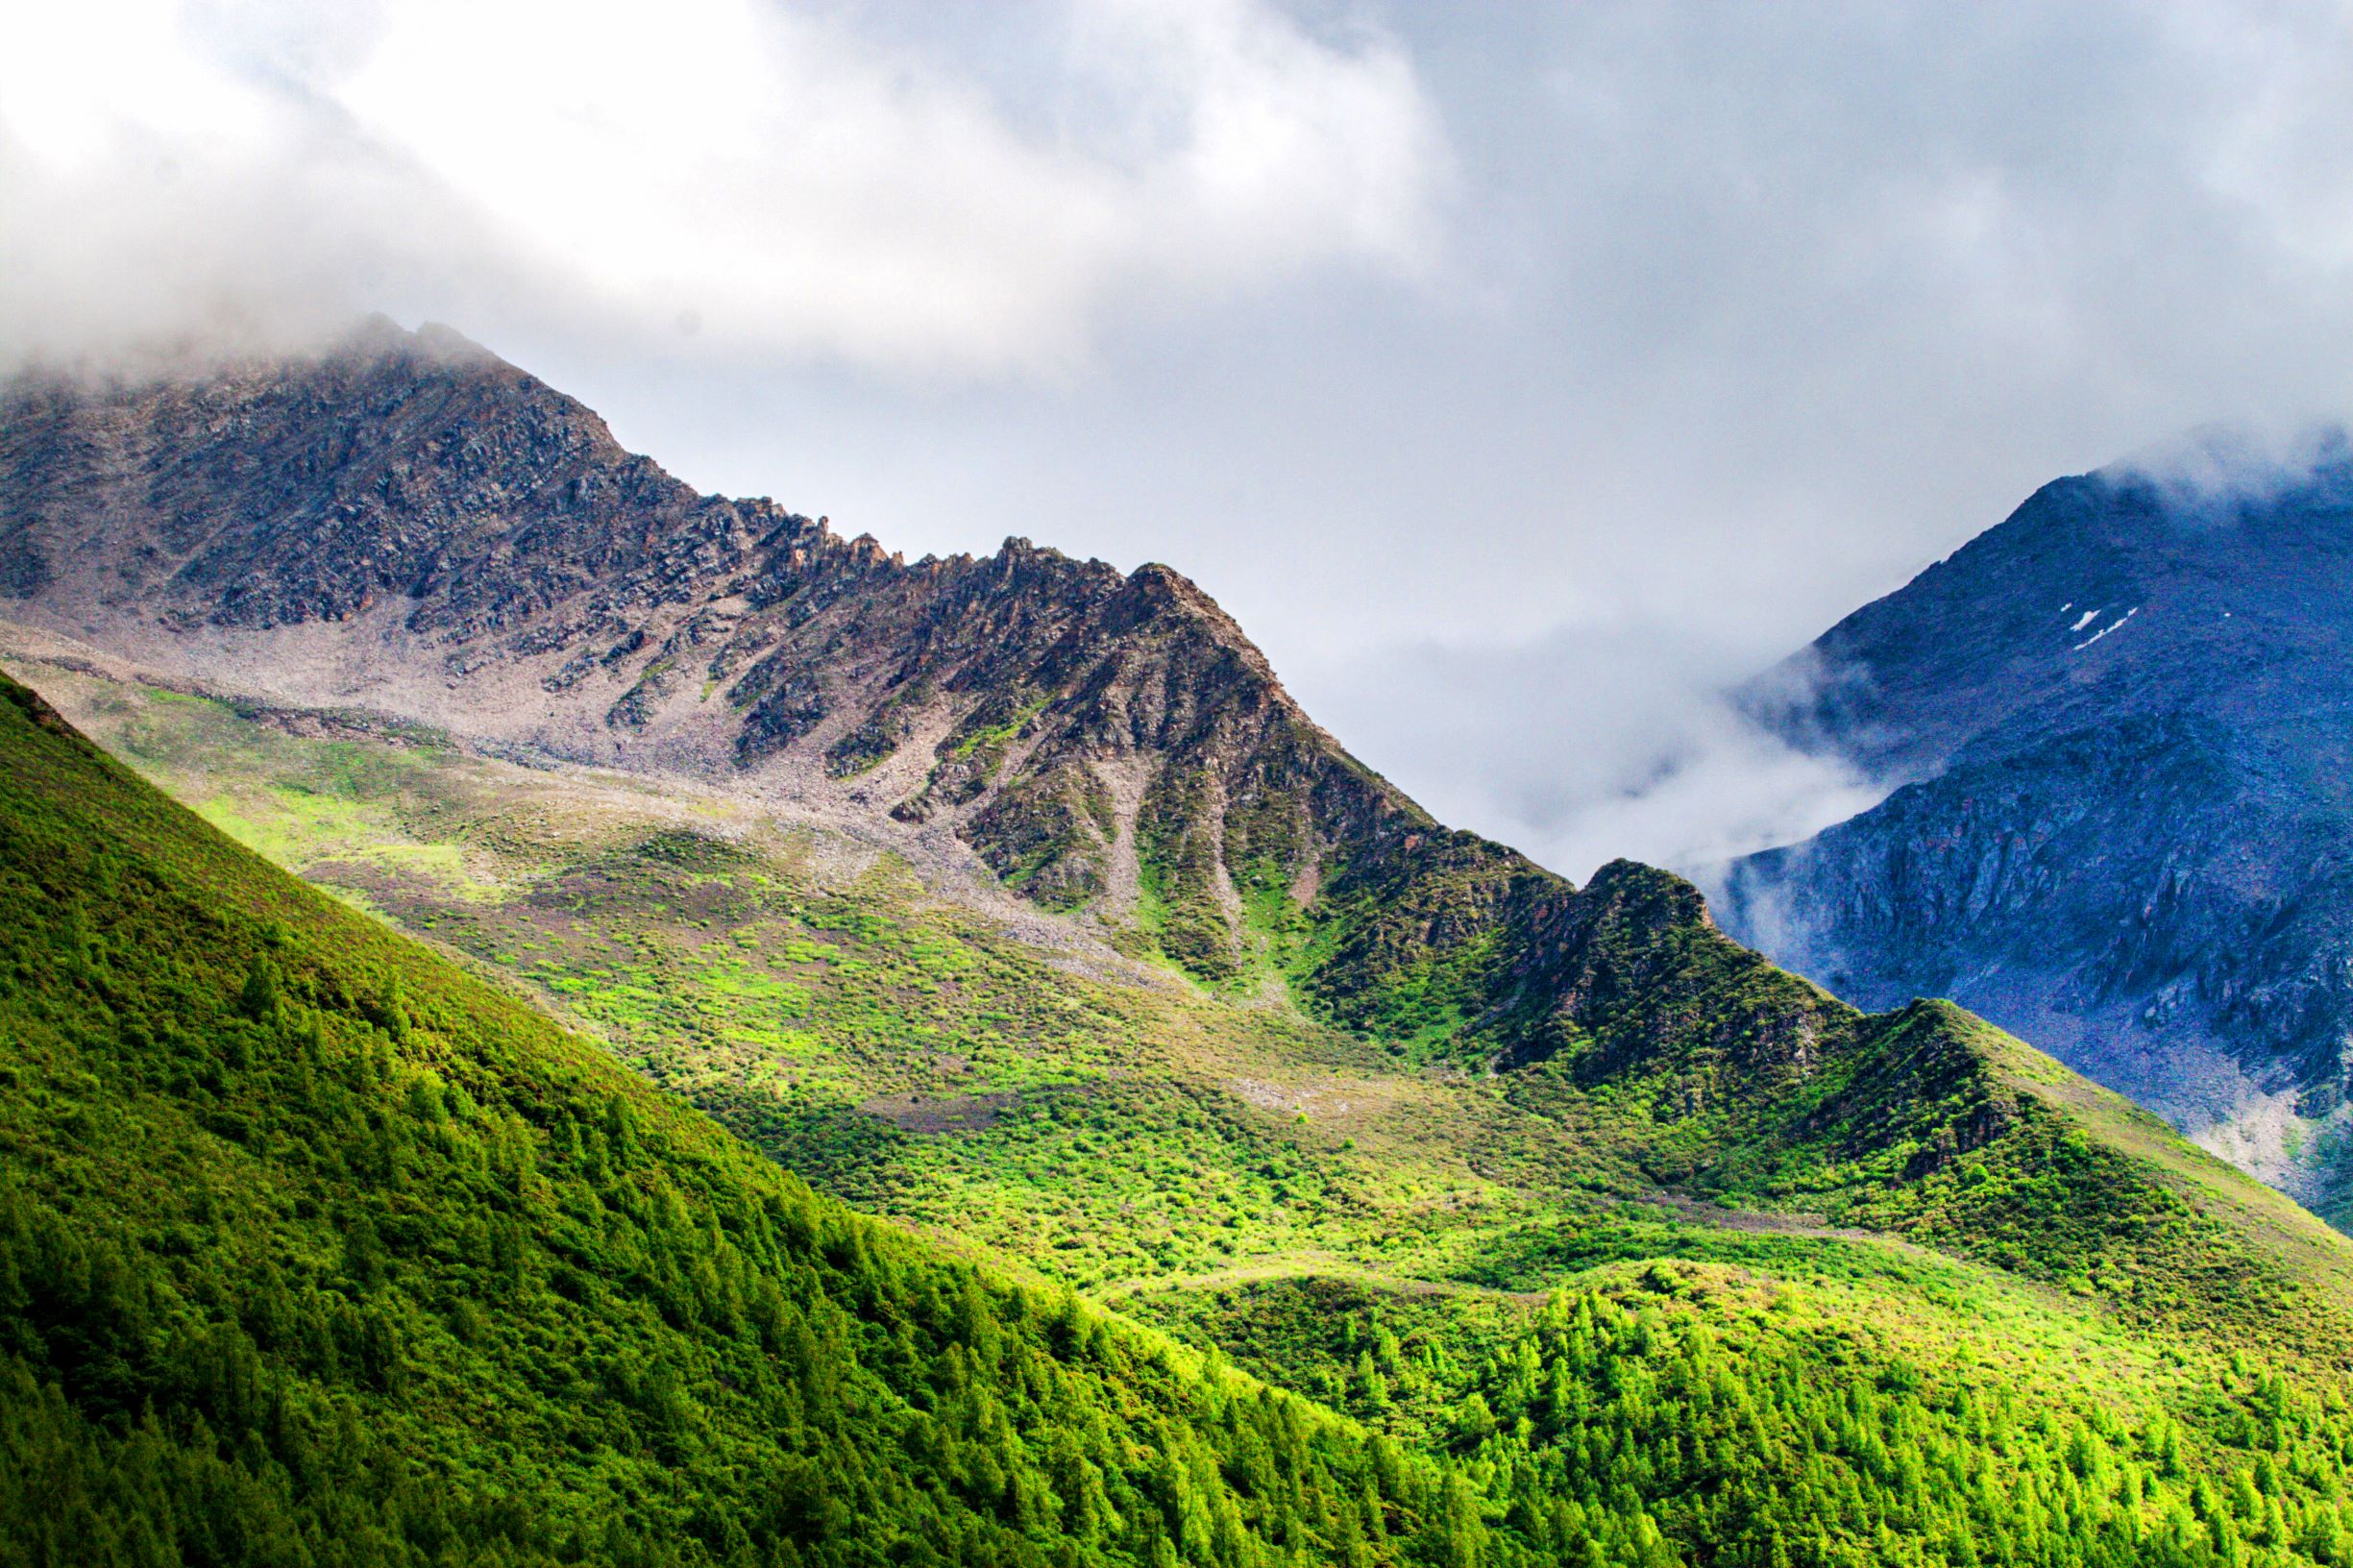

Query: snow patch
2071;605;2140;651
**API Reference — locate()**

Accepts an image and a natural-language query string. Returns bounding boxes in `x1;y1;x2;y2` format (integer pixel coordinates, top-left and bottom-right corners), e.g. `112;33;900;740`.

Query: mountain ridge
18;321;2353;1299
26;332;2353;1562
0;319;1558;1052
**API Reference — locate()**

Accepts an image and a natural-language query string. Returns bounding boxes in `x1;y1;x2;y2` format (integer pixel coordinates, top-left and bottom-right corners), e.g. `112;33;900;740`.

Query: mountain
1719;431;2353;1214
19;638;2351;1357
0;318;1564;1041
21;333;2353;1563
23;599;2353;1568
9;321;2353;1307
0;669;1476;1566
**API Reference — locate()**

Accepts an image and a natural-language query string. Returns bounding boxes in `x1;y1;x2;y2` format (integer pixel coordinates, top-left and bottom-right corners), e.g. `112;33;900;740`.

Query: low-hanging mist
1292;621;1887;888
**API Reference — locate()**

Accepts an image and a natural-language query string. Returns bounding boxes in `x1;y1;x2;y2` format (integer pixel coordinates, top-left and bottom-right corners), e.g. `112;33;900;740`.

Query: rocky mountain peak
0;319;1904;1081
1723;438;2353;1217
0;326;1482;996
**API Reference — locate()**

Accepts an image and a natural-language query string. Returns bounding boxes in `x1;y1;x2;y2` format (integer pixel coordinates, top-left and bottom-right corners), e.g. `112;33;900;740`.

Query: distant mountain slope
1719;434;2353;1213
0;672;1454;1566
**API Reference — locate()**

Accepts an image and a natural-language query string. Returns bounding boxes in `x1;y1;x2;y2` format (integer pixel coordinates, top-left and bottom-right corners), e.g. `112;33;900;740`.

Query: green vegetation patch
31;660;2353;1566
0;673;1465;1568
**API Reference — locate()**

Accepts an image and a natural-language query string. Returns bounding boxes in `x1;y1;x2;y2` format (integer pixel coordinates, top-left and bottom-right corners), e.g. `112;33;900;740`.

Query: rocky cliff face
2;319;1635;1056
1719;436;2353;1213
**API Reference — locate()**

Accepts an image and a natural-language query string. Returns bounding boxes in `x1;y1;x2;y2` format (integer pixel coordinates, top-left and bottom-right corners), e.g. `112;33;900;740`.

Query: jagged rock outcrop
1719;435;2353;1213
0;319;1561;1038
6;318;1952;1080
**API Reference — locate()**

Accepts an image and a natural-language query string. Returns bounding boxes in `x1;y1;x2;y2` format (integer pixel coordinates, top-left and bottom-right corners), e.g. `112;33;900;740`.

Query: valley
14;631;2353;1565
13;331;2353;1565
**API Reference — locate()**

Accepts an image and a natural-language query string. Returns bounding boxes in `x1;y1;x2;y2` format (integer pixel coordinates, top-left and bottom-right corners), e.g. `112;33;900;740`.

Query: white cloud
1292;618;1887;888
0;0;1444;374
2108;420;2353;511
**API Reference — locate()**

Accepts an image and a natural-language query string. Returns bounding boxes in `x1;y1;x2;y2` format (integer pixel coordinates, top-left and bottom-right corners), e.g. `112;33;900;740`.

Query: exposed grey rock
1720;436;2353;1213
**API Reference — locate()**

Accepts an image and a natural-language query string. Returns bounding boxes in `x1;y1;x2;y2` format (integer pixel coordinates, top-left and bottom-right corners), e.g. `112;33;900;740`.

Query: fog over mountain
8;1;2353;880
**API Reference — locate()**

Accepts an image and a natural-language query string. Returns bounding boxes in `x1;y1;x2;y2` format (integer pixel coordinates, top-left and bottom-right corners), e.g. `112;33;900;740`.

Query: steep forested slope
0;674;1464;1567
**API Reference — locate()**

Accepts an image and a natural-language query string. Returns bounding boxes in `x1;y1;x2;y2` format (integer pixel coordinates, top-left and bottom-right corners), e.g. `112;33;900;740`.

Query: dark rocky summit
1719;433;2353;1213
0;317;1761;1066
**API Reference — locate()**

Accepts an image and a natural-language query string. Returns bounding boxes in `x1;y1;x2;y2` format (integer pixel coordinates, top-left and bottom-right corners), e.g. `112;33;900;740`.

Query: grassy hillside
0;674;1464;1567
25;659;2353;1565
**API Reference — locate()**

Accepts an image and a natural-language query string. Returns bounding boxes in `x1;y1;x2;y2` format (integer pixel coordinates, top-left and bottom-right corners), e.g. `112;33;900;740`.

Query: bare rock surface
0;320;1587;1055
1720;435;2353;1213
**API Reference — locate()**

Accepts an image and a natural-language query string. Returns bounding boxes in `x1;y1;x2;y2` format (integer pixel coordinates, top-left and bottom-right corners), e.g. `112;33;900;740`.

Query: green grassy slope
1484;861;2353;1355
34;668;1610;1297
0;674;1465;1568
28;662;2353;1566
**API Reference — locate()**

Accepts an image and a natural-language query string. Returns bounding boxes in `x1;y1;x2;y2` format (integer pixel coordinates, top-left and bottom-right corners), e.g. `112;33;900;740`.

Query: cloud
1291;617;1886;888
2105;421;2353;512
0;0;1445;374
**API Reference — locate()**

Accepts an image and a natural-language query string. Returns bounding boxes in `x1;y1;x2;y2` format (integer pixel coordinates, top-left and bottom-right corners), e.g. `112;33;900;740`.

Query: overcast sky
7;1;2353;879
